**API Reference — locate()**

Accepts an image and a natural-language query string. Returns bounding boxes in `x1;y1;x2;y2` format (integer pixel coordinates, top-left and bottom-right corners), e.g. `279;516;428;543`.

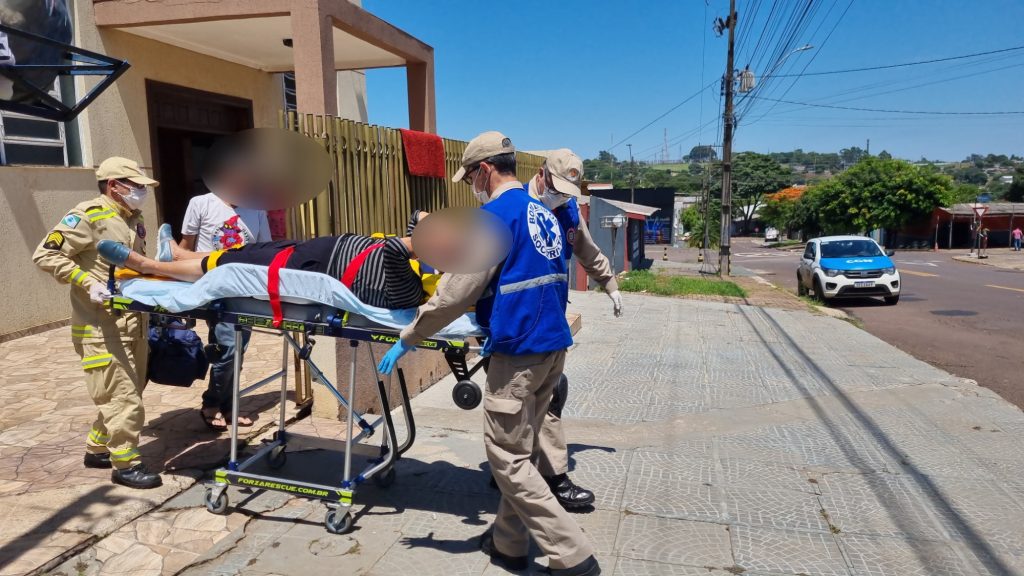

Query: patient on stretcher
98;212;435;310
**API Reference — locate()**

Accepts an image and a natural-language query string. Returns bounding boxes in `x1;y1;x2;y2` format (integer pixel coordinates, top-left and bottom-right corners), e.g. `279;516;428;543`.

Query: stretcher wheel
267;446;287;470
453;380;482;410
373;466;396;488
325;509;354;534
204;489;229;515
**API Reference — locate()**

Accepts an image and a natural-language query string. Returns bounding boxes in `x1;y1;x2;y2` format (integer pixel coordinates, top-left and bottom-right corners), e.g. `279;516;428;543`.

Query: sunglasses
463;163;483;184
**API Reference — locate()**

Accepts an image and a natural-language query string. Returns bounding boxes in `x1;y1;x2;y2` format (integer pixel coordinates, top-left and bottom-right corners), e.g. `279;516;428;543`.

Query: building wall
0;167;97;340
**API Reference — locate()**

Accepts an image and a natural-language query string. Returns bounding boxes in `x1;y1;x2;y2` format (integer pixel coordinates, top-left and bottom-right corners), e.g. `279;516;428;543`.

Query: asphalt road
731;237;1024;409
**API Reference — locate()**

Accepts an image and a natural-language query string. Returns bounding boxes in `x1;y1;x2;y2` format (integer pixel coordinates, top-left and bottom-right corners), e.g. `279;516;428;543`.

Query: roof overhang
93;0;432;72
599;198;660;217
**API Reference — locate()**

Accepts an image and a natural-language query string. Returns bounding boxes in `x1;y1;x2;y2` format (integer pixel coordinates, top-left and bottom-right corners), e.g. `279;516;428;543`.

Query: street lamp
739;44;814;93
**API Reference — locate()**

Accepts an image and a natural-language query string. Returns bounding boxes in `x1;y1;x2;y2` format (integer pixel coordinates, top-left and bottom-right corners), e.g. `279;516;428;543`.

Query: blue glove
378;340;416;375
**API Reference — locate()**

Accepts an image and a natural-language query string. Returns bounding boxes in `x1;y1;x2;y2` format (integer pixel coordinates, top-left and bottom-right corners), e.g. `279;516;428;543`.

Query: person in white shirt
180;192;271;430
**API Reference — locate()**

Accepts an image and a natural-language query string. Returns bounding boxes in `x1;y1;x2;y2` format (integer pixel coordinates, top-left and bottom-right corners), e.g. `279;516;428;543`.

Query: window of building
0;81;70;167
283;73;297;113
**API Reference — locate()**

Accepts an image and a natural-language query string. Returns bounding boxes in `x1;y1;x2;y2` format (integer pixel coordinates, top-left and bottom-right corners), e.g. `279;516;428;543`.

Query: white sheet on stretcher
120;263;483;339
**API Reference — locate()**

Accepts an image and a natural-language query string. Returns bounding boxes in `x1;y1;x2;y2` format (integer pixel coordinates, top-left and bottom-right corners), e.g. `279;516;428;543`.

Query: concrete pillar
290;4;338;116
406;60;436;133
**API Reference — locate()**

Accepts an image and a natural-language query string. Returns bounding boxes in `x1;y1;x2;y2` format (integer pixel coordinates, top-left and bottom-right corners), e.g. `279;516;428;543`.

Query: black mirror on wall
0;0;129;122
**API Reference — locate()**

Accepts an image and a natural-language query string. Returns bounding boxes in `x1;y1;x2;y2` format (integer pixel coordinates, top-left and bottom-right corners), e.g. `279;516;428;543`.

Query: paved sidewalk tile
6;291;1024;576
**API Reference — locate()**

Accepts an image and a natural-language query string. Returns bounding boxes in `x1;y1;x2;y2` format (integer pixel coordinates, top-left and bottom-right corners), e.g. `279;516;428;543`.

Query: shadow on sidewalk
737;305;1013;575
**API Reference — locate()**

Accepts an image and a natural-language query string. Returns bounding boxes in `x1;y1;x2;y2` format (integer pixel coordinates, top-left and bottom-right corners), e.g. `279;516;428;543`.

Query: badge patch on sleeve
61;213;81;228
43;231;65;250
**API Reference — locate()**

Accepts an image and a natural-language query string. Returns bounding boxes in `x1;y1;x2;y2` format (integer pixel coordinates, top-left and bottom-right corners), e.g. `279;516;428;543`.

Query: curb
952;255;1024;271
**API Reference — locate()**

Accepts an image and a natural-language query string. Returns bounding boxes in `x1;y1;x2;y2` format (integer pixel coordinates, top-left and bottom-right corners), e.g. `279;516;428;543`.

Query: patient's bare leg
123;251;206;282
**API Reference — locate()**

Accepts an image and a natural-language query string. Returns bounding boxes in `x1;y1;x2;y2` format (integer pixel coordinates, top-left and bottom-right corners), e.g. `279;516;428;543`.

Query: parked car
764;227;780;242
797;235;901;305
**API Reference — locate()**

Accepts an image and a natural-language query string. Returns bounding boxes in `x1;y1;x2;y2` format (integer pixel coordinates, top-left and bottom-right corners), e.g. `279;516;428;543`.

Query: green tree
1006;167;1024;202
812;157;953;240
688;145;717;162
710;152;791;233
877;150;893;161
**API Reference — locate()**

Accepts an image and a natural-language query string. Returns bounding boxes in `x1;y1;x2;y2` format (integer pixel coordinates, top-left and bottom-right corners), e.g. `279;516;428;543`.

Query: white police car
797;235;901;305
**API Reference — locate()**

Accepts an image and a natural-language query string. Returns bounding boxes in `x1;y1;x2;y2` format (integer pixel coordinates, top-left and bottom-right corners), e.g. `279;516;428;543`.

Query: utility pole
718;0;737;276
628;143;636;204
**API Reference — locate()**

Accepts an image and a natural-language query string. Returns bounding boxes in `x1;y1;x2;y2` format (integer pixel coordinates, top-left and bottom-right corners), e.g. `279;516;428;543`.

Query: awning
938;202;1024;217
93;0;431;73
600;198;660;217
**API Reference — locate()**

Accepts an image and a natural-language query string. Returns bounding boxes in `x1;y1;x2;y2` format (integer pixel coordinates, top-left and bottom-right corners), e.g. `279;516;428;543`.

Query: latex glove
89;283;111;305
377;340;416;375
609;290;623;317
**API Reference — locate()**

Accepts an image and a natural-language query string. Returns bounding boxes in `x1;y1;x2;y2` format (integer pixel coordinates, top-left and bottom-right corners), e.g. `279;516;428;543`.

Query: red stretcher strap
340;243;384;289
267;246;296;328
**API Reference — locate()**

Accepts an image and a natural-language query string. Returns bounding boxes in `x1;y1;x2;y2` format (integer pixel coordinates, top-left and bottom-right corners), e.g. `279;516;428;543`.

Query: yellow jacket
33;194;148;343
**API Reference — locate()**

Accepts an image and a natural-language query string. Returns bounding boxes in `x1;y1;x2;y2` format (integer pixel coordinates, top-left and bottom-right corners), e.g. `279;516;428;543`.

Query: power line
607;80;716;152
771;44;1024;77
748;96;1024;115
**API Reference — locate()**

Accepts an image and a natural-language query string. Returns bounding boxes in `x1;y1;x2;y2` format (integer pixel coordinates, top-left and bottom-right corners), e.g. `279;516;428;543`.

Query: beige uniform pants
535;405;569;477
484;351;594;570
74;337;149;470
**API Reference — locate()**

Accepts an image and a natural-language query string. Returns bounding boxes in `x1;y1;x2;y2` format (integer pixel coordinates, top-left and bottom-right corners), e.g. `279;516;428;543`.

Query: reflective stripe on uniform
109;296;133;311
71;324;94;339
110;447;140;462
87;428;110;445
81;353;113;370
86;208;117;222
498;273;568;295
69;268;90;286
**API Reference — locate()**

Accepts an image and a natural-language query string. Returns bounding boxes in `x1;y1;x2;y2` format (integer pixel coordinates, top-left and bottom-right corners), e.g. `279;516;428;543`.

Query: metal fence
281;111;545;241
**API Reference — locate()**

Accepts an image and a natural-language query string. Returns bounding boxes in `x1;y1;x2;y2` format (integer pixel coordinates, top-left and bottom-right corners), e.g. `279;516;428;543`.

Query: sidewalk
0;329;300;576
953;247;1024;271
20;291;1022;575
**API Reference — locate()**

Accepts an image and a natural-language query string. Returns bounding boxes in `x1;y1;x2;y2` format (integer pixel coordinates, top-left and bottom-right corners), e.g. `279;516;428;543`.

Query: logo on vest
527;203;562;260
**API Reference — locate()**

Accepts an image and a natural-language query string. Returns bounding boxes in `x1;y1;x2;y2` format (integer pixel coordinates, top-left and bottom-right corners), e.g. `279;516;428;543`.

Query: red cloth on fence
399;129;445;178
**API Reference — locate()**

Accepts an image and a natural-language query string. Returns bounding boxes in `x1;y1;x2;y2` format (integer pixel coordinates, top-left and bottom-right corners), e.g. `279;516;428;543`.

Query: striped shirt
325;235;424;309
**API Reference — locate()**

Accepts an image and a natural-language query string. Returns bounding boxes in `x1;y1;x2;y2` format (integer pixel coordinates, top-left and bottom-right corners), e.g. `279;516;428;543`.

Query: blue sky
362;0;1024;163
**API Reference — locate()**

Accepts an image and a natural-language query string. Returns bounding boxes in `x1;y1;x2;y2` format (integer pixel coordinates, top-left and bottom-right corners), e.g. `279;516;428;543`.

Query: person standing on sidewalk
1012;226;1022;252
518;148;622;510
378;131;600;575
32;157;162;489
179;189;271;430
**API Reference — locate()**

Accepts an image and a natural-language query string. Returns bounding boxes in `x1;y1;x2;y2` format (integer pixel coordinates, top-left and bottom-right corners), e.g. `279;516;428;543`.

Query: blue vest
554;198;581;262
477;187;573;356
524;181;580;262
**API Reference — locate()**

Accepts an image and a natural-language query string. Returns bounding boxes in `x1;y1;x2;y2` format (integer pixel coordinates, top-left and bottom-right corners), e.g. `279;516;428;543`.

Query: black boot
480;531;528;572
83;452;111;469
111;463;162;489
540;555;601;576
545;474;595;509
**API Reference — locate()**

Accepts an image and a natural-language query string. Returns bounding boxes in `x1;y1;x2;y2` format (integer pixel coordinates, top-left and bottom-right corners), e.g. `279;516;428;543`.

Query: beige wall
337;71;368;122
0;167;97;339
71;1;283;169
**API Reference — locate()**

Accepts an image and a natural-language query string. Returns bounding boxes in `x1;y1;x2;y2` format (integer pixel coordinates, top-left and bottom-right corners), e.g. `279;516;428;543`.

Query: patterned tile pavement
1;290;1022;575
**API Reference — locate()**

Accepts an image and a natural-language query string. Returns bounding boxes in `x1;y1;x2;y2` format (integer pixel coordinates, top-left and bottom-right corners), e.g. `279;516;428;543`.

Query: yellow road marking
986;284;1024;293
901;270;938;277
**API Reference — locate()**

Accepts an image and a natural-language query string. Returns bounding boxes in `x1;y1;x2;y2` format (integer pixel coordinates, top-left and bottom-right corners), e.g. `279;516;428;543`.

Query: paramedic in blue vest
378;131;600;576
522;148;621;510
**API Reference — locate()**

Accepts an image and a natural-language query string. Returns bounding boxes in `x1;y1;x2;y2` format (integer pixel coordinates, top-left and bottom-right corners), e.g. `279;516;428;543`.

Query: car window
803;244;815;260
820;240;883;258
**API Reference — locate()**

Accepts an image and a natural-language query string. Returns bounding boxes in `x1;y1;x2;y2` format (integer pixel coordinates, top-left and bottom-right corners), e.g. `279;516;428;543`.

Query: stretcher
104;264;487;534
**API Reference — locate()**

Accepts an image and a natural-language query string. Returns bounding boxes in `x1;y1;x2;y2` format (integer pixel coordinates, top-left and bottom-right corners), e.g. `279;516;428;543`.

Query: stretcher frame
107;292;484;534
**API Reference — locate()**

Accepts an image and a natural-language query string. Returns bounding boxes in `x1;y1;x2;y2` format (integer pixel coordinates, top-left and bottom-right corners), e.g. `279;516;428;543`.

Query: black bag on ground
147;319;209;387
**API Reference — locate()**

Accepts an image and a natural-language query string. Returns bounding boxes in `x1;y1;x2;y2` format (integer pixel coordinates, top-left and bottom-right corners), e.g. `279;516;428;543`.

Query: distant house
1000;175;1014;184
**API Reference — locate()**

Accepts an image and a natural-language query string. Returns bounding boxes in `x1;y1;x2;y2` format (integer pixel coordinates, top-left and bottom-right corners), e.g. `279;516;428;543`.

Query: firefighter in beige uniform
32;157;162;490
378;132;601;576
522;148;622;510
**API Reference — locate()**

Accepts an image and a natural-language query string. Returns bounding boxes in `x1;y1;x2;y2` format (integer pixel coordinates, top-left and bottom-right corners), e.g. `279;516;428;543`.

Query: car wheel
813;276;829;304
797;273;807;297
884;295;899;305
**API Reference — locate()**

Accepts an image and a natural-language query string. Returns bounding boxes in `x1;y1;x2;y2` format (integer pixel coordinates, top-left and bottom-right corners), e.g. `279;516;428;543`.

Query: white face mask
541;189;570;210
471;166;490;204
116;183;148;211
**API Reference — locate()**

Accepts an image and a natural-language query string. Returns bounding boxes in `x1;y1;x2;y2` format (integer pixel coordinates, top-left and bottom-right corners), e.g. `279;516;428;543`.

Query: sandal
200;408;228;431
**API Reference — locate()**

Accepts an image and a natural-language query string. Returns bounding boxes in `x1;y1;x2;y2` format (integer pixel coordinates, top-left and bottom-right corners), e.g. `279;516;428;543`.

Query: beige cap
545;148;584;197
452;131;515;183
96;156;159;186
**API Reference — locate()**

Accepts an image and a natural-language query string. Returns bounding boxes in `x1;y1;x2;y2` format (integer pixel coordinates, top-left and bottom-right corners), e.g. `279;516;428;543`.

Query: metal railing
281;111;545;241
